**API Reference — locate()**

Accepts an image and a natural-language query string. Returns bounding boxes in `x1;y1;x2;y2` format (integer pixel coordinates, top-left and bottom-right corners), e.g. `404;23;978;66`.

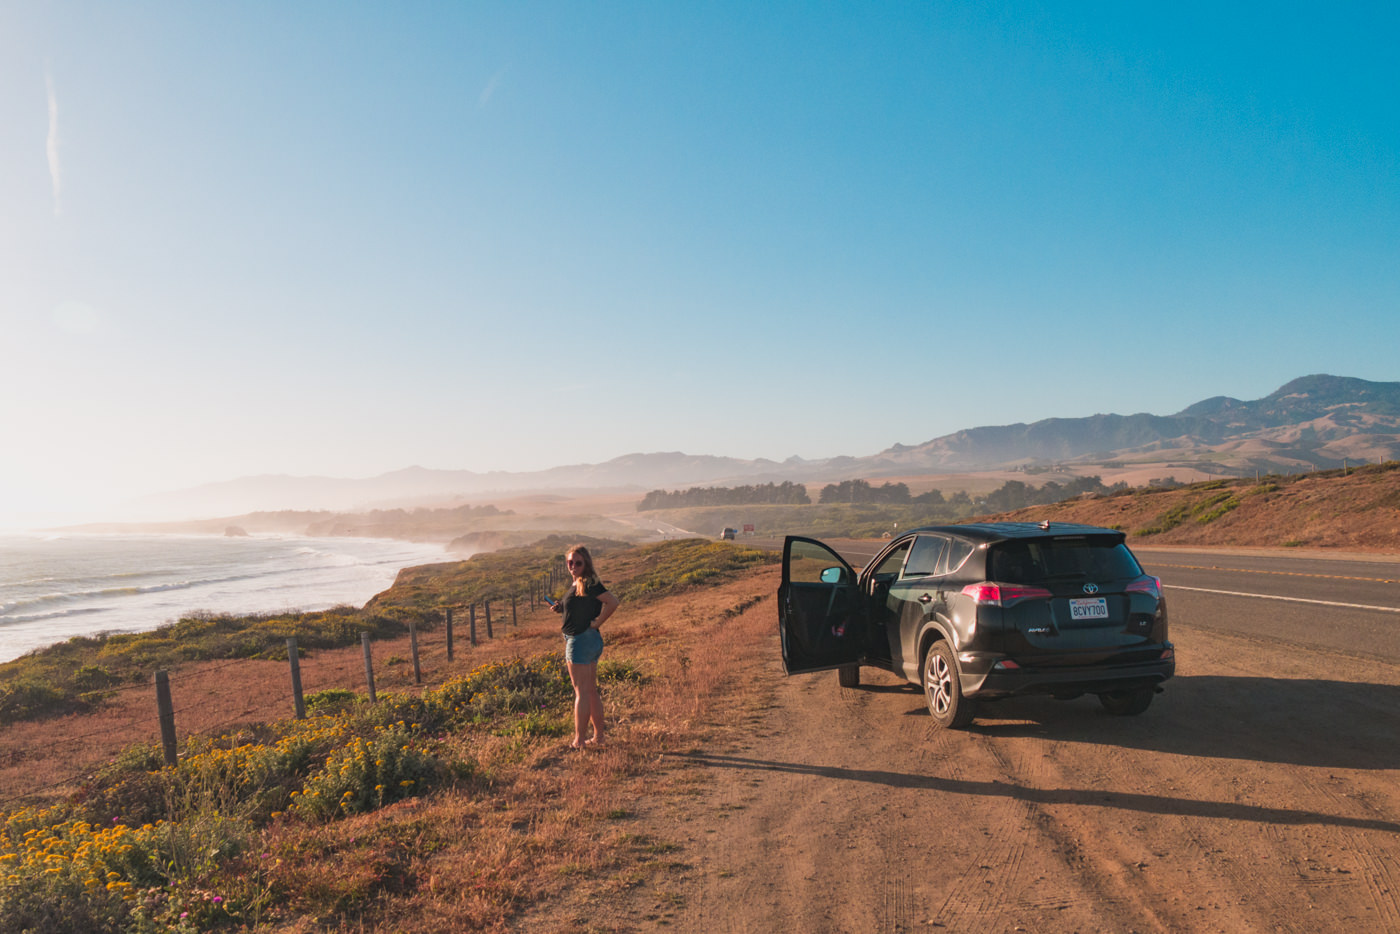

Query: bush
304;689;358;716
291;725;439;820
0;679;78;721
0;810;166;934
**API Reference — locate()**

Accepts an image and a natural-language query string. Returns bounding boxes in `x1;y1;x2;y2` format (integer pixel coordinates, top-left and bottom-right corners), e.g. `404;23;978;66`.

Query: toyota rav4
777;522;1174;728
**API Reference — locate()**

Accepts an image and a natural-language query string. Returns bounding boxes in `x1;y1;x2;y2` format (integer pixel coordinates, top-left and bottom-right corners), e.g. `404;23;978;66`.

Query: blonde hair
566;545;599;596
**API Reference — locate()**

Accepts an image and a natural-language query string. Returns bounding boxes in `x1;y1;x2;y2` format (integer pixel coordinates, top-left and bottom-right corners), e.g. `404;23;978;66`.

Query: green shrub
1195;497;1240;524
292;725;439;820
599;659;647;685
72;665;120;691
496;710;569;739
304;688;358;716
0;678;77;720
0;810;166;934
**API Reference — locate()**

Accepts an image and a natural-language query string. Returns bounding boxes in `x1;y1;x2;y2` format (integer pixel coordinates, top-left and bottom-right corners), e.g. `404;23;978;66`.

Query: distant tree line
637;481;812;511
817;479;948;505
815;476;1124;511
979;476;1124;512
636;475;1125;514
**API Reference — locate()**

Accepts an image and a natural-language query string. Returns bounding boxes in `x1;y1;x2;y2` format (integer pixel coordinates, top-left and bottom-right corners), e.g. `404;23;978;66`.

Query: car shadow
933;674;1400;770
667;749;1400;834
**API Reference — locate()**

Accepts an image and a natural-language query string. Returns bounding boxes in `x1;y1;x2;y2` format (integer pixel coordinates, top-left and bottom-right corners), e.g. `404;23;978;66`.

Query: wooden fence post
287;637;305;720
155;670;177;766
409;621;422;685
361;632;377;703
469;604;478;646
485;600;493;639
511;595;517;628
446;607;454;661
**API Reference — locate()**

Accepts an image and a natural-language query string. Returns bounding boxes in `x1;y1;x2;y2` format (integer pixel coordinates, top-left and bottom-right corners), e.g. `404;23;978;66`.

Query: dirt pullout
554;596;1400;932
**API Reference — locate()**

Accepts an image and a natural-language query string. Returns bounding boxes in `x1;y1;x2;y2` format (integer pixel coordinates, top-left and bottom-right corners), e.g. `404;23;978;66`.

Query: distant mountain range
134;375;1400;518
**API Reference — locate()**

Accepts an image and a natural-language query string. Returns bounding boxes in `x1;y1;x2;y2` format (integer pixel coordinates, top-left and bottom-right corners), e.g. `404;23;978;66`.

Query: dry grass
0;564;782;932
995;464;1400;552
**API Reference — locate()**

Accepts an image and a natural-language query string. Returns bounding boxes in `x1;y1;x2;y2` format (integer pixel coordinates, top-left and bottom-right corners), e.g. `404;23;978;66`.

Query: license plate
1069;597;1108;620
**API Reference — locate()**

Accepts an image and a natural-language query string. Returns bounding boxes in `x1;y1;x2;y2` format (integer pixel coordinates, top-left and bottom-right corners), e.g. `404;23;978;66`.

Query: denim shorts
565;627;604;664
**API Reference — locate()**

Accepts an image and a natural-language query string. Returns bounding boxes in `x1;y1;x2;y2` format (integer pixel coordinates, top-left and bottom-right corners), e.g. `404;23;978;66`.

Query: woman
553;544;619;749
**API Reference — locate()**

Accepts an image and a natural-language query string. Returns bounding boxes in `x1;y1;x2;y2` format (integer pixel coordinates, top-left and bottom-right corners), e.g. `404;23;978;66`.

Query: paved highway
756;535;1400;663
1136;546;1400;662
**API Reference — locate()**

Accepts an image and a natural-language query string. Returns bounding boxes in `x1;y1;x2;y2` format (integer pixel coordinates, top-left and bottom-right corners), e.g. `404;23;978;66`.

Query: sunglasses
567;558;585;566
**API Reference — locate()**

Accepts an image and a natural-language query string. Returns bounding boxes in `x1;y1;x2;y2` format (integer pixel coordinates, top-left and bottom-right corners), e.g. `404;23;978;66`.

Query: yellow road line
1147;562;1400;585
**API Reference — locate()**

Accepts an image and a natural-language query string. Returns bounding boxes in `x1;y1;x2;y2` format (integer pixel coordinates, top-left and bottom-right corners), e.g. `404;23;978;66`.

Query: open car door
778;536;864;674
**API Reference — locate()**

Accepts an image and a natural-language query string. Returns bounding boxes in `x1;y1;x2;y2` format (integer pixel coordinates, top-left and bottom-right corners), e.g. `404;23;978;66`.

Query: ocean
0;533;451;664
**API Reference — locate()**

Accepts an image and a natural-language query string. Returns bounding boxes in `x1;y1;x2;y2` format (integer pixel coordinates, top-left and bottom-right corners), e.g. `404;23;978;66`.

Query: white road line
1166;584;1400;614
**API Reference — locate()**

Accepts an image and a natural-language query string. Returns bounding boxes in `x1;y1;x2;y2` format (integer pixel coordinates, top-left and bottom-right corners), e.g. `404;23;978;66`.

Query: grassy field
0;538;778;933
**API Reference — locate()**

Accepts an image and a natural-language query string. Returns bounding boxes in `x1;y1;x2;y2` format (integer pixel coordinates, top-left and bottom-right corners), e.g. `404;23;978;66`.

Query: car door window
787;539;855;585
902;534;947;578
871;542;911;580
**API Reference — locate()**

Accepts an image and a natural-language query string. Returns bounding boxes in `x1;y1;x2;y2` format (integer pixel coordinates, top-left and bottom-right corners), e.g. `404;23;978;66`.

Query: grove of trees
637;481;811;511
817;479;945;505
637;475;1122;514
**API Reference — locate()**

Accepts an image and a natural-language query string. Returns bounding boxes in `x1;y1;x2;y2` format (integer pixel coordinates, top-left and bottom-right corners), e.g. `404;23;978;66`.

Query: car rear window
989;538;1142;583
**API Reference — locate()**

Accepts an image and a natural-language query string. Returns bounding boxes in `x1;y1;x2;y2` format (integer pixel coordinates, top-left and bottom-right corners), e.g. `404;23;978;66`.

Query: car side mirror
820;567;846;585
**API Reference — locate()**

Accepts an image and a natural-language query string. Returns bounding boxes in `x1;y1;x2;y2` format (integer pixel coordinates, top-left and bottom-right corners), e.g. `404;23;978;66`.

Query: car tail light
1125;576;1162;599
961;583;1054;607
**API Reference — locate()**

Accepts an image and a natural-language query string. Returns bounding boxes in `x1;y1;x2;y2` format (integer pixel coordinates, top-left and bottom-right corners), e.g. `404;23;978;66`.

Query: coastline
0;532;450;664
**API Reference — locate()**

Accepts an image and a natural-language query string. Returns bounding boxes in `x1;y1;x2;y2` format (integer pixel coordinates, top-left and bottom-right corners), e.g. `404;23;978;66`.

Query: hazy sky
3;2;1397;525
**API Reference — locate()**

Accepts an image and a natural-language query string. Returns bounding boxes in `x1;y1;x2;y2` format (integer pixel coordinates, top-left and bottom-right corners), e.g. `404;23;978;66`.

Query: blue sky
2;2;1397;524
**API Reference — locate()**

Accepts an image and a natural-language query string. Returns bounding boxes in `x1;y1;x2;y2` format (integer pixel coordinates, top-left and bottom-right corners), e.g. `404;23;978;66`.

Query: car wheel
837;664;860;688
1099;688;1154;716
922;642;975;728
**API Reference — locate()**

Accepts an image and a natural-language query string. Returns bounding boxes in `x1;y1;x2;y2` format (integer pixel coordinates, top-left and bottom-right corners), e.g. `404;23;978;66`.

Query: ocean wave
0;605;109;626
0;572;269;616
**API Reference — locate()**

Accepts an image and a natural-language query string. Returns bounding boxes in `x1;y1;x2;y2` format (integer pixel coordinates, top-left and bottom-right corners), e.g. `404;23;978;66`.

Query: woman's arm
593;591;619;627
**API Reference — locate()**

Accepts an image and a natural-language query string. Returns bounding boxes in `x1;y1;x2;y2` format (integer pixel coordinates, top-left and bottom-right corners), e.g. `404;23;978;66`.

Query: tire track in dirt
925;733;1035;934
964;717;1177;932
1263;768;1400;928
1353;846;1400;930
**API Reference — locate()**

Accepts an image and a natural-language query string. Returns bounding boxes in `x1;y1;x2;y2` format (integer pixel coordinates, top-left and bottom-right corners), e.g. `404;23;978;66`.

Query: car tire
837;664;860;688
922;641;975;729
1099;688;1154;716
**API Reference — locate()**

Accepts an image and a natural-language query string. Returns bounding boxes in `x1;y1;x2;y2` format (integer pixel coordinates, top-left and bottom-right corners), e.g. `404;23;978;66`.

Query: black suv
778;522;1174;728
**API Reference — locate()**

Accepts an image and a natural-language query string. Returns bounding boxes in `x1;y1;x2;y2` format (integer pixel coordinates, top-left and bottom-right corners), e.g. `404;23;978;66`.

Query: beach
0;533;448;663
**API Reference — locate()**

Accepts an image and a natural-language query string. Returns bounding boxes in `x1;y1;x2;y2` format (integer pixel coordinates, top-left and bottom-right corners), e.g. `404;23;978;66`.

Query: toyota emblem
1082;583;1100;594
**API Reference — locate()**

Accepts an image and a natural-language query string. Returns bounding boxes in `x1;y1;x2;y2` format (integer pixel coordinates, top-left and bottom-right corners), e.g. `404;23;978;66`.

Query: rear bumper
958;646;1175;698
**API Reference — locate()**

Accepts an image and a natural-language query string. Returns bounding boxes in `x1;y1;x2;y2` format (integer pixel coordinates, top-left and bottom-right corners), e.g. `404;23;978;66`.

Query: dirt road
620;591;1400;932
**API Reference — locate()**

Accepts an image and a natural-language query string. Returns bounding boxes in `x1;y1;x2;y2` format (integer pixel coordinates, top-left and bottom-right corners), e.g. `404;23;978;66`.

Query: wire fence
0;555;575;811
